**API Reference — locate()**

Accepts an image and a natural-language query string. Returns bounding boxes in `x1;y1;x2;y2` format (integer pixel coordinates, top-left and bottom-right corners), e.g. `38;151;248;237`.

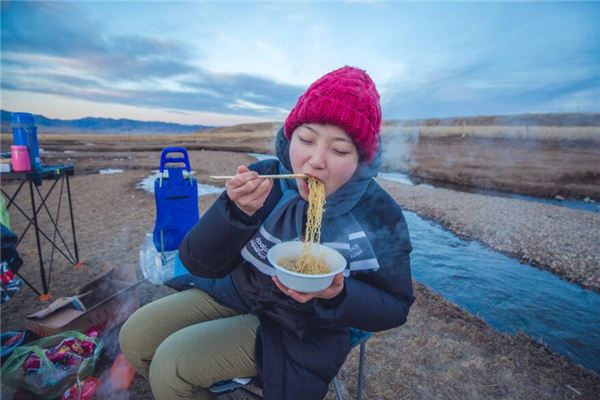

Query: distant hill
205;113;600;135
385;113;600;127
204;122;281;134
3;110;598;136
1;110;214;134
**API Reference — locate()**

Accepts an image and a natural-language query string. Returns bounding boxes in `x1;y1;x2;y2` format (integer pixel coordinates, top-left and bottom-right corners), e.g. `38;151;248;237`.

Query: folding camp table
0;164;80;301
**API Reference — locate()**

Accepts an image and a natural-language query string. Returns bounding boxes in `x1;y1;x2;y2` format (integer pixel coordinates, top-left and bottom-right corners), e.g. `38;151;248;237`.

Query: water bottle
11;112;41;170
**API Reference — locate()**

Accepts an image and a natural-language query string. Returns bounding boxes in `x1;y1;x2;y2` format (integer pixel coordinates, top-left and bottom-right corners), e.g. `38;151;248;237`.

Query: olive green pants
119;289;259;400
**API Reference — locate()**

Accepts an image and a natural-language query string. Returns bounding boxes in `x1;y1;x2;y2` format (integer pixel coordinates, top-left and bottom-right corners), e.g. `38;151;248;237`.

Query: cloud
1;67;302;118
382;58;600;119
226;99;289;115
186;71;302;109
380;35;600;119
2;1;599;122
2;2;194;81
0;1;304;118
1;2;106;57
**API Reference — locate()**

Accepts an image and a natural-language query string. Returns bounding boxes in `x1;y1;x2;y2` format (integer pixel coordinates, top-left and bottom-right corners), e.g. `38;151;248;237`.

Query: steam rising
381;121;420;173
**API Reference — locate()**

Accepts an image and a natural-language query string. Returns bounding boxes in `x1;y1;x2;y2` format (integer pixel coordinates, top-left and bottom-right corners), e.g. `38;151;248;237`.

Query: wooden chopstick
210;174;308;180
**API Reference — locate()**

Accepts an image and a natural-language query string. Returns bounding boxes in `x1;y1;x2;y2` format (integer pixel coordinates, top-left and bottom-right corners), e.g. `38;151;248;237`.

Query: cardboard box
26;270;143;337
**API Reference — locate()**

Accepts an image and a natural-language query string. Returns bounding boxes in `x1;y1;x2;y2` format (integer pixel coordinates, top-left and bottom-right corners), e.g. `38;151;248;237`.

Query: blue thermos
11;112;41;171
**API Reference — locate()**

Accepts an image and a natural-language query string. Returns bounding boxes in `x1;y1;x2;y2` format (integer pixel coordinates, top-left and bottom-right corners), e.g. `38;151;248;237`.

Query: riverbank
381;135;600;201
378;179;600;293
2;147;599;399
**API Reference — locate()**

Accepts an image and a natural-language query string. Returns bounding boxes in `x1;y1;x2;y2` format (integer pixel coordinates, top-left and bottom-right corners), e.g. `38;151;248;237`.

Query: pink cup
11;145;31;172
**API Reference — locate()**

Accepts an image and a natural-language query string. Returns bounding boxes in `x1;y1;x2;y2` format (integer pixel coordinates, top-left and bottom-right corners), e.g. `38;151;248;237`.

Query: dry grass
4;117;599;147
199;123;600;142
382;124;600;142
2;142;599;399
201;122;280;135
2;132;196;143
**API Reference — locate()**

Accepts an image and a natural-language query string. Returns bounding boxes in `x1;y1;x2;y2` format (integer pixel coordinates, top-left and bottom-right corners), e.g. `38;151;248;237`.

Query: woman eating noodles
119;66;414;400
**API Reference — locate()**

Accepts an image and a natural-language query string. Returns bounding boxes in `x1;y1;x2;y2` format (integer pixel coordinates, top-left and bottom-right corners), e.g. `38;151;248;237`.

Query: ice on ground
379;172;414;186
99;168;124;174
379;172;434;189
196;183;224;196
247;152;277;161
138;170;223;196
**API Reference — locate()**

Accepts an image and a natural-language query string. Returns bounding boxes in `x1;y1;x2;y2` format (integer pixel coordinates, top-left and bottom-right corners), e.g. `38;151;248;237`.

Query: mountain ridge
3;110;598;136
1;109;214;134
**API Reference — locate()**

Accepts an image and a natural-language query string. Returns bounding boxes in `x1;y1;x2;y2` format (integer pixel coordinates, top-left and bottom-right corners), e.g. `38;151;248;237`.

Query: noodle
278;177;329;275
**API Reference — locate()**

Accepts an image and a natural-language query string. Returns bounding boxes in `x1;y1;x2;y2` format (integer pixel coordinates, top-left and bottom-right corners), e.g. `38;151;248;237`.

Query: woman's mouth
299;175;325;197
298;178;309;194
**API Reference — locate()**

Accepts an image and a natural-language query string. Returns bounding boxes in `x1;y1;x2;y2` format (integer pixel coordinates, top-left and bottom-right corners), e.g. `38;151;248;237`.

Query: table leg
65;174;80;265
29;180;49;300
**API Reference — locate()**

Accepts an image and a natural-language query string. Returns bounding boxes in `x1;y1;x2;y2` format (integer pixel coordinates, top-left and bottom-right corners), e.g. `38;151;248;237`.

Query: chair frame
209;330;371;400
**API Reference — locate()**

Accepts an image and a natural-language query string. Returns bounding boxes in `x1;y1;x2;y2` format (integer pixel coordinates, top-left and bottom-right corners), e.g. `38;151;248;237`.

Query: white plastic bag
139;233;178;284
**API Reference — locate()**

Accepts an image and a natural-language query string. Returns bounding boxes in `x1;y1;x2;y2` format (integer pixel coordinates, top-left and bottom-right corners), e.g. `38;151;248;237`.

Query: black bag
1;223;23;273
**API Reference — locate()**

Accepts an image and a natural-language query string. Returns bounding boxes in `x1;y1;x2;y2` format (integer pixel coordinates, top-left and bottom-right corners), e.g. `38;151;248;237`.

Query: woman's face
289;123;359;200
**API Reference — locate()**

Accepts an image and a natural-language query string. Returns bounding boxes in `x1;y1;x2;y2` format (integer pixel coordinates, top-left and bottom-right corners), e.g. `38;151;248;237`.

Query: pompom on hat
284;66;382;161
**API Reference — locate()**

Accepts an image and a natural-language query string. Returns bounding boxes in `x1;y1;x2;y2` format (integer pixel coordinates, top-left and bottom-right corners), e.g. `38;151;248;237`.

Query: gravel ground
2;147;599;399
378;179;600;293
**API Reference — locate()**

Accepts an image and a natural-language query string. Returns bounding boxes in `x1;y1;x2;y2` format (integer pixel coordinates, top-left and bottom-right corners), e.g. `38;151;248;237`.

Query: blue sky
2;1;599;126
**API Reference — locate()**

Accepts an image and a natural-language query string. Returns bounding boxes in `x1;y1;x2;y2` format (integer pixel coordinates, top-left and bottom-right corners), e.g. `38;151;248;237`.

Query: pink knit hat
284;66;382;161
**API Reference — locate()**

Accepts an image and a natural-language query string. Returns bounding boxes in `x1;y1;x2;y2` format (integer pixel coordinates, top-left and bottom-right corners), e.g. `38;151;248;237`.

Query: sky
1;1;599;126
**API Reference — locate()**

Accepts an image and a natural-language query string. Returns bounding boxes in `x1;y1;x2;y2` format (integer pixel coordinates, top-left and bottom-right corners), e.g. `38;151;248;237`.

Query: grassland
1;115;599;399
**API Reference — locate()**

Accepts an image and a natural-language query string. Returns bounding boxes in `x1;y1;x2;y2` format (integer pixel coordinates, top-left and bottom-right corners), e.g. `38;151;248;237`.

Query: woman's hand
226;165;273;217
272;273;344;303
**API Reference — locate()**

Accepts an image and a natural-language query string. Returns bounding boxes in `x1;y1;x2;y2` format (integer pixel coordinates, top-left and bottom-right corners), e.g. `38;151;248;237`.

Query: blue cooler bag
153;147;199;252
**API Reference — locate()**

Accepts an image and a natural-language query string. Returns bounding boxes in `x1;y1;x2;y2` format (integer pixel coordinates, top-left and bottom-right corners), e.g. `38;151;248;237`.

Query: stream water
406;210;600;373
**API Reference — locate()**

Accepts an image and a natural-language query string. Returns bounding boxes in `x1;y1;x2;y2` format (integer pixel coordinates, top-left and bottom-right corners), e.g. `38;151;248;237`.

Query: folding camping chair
209;328;372;400
153;147;199;259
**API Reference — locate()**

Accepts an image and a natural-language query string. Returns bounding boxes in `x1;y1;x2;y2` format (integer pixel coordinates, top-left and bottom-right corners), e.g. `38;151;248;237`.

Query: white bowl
267;241;346;293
